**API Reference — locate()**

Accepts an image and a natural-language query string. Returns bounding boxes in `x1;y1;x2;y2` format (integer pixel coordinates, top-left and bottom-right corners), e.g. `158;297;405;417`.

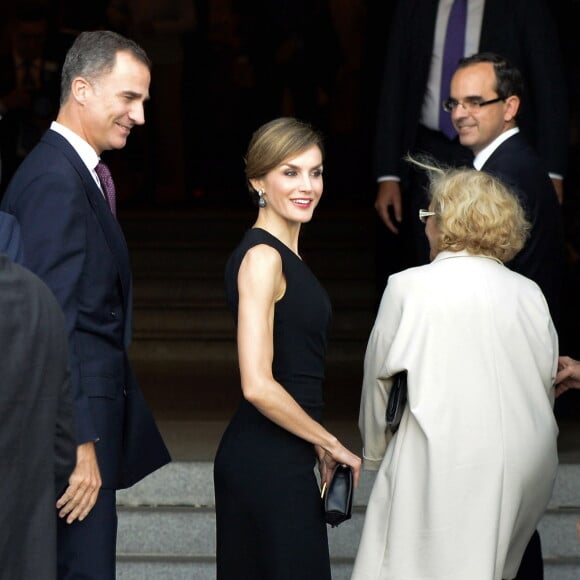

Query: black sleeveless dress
214;228;333;580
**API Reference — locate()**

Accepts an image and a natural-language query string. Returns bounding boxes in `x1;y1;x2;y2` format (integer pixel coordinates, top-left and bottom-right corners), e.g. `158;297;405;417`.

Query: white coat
352;251;559;580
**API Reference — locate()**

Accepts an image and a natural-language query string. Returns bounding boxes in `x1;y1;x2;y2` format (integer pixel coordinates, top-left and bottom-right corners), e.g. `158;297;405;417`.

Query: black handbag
322;464;353;527
386;370;408;434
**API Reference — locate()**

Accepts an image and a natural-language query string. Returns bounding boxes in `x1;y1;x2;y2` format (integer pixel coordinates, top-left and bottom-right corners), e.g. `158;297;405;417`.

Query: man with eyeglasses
448;51;565;580
448;53;564;323
372;0;568;296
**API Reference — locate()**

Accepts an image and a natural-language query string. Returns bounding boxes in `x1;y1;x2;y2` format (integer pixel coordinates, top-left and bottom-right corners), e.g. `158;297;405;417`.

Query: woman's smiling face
252;145;324;224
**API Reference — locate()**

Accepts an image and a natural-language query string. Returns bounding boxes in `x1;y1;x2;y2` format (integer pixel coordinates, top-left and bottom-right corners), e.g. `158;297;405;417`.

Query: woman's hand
318;440;362;491
314;444;328;488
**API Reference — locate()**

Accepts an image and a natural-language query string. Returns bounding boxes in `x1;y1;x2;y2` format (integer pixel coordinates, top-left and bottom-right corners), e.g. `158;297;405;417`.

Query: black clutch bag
386;370;408;434
322;464;353;527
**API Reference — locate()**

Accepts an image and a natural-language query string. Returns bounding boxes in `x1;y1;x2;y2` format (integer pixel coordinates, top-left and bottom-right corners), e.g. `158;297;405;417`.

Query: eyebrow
281;162;323;170
120;90;150;101
452;94;485;100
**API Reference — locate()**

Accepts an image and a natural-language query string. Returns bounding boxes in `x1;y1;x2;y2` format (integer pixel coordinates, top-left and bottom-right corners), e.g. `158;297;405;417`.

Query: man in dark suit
448;52;565;324
447;51;565;579
0;30;171;579
0;250;76;580
373;0;568;285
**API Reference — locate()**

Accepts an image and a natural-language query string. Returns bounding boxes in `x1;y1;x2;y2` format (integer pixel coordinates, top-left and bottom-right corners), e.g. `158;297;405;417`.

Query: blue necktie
439;0;467;140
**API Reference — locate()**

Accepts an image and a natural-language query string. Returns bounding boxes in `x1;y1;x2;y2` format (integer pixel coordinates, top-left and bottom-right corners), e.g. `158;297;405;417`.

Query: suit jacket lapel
480;132;522;172
44;130;132;317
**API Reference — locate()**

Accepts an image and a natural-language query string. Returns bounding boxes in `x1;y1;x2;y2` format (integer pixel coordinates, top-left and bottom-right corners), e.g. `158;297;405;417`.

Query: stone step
116;461;580;512
129;336;367;366
119;206;377;246
115;461;580;578
127;241;375;279
116;556;580;580
116;556;356;580
116;556;214;580
132;303;375;340
111;559;580;580
132;274;378;309
131;360;365;423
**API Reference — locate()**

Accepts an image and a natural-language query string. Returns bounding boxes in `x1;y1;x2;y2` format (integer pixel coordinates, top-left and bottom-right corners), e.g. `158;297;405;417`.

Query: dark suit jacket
1;129;170;489
0;210;23;261
482;132;565;326
0;253;76;580
374;0;569;182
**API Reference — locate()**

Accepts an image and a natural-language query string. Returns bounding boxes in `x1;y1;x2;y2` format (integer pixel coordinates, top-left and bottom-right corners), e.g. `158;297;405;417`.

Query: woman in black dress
214;117;362;579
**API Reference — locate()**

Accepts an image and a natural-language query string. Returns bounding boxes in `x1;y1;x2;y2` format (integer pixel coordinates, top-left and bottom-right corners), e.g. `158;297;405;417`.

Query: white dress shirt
421;0;485;131
50;121;106;196
379;0;485;183
473;126;520;170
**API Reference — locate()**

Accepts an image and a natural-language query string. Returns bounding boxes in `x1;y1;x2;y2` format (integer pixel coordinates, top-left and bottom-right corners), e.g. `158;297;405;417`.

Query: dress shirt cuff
377;175;401;183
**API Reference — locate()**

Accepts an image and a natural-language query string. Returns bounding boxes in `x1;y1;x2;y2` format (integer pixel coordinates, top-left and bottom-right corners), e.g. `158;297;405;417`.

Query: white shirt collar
50;121;101;185
473;127;519;170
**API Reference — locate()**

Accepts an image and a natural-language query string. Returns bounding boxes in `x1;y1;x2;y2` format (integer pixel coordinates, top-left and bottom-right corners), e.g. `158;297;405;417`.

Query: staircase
124;202;378;420
115;459;580;579
116;202;580;579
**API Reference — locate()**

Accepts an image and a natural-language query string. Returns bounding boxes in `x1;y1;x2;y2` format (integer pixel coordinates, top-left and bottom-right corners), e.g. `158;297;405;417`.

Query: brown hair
244;117;324;205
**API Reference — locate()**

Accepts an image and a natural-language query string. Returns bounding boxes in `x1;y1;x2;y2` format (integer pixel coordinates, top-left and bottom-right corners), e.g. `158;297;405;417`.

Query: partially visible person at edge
555;357;580;545
448;56;565;571
213;117;361;579
556;357;580;398
0;30;170;579
0;245;76;580
372;0;568;289
352;162;559;580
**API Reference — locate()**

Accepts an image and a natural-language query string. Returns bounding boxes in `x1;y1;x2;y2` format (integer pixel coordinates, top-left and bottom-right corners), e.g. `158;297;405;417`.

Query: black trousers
57;489;117;580
515;530;544;580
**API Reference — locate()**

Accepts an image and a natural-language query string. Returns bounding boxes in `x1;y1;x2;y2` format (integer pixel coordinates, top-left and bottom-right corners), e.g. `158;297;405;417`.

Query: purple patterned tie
439;0;467;140
95;161;117;217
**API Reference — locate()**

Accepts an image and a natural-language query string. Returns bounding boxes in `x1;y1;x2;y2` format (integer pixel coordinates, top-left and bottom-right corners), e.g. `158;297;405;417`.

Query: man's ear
71;77;91;104
504;95;520;123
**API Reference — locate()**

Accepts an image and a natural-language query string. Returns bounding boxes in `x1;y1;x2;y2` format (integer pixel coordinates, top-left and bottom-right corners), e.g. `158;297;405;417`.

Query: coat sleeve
0;211;23;262
11;169;98;444
359;275;405;469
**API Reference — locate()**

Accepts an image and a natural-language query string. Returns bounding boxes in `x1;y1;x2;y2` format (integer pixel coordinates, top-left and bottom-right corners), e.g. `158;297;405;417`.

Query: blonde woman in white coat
352;167;559;580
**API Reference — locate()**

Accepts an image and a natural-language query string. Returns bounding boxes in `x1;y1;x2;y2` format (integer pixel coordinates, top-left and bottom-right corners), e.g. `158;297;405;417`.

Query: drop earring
258;188;267;208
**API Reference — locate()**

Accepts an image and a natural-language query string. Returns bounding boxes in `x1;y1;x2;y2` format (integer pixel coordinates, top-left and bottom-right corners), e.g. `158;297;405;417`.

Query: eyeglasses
442;96;504;113
419;209;436;223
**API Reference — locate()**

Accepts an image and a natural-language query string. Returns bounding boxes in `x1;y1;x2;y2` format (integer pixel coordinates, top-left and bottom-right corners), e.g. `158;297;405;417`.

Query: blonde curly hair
411;156;530;262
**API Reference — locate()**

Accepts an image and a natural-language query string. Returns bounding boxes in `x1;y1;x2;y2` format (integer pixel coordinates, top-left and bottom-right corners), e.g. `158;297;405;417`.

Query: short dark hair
457;52;525;101
60;30;150;105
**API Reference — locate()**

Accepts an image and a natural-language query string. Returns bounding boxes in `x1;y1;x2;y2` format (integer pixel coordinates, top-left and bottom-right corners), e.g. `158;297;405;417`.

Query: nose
299;173;313;192
129;101;146;126
451;101;468;125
